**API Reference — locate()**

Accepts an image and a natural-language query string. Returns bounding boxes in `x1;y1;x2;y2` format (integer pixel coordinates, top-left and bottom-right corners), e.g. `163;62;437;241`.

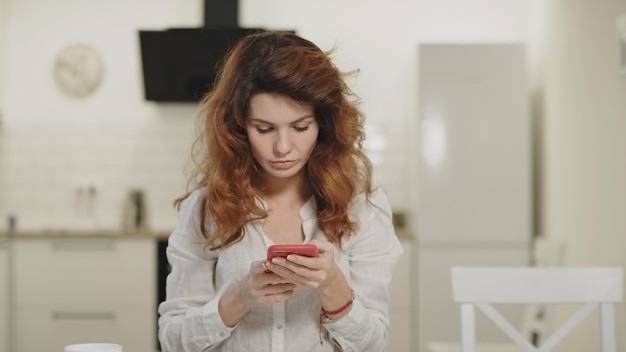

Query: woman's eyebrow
248;115;315;124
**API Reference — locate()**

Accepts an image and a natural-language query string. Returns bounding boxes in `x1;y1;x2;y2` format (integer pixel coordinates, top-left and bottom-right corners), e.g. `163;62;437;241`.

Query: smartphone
265;244;318;273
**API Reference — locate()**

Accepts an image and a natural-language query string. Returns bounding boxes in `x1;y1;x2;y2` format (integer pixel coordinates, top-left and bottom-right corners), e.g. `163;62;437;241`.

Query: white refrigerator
414;44;532;352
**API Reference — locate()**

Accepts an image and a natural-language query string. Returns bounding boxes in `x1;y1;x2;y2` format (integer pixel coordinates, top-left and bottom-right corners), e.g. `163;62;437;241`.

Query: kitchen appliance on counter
122;190;146;232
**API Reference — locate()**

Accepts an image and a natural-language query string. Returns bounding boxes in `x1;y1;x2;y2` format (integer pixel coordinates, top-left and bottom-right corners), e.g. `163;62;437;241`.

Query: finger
265;260;291;277
259;290;295;304
269;256;308;273
263;272;287;285
250;260;269;274
283;253;318;269
266;283;296;291
269;259;316;283
268;268;319;289
261;282;296;300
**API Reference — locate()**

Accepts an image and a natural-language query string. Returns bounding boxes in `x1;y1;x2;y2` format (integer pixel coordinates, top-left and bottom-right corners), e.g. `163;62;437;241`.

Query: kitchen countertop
1;228;412;240
0;229;172;240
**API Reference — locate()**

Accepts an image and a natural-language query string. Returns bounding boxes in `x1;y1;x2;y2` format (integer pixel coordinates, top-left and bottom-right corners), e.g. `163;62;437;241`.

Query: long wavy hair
176;31;373;249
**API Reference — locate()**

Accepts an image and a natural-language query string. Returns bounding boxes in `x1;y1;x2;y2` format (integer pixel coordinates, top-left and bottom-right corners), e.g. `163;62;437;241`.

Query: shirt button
220;332;226;337
277;324;283;330
330;328;336;332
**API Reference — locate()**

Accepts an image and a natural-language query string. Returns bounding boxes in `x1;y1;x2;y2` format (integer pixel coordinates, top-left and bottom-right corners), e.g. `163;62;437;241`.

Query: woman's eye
294;125;309;132
256;127;272;134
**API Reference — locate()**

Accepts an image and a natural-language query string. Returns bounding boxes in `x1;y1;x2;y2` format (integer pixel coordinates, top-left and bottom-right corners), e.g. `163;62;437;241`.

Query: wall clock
53;43;104;98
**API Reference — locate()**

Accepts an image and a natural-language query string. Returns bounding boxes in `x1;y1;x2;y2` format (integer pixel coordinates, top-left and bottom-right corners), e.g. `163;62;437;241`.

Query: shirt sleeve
158;190;235;352
323;188;404;352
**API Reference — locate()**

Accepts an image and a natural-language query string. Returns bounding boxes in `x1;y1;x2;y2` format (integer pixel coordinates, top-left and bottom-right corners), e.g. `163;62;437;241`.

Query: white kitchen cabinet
12;237;156;352
386;238;413;352
0;238;9;352
15;308;154;352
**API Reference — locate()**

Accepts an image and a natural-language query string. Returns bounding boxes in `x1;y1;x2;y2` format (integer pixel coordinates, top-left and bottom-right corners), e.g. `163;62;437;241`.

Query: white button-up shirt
158;187;403;352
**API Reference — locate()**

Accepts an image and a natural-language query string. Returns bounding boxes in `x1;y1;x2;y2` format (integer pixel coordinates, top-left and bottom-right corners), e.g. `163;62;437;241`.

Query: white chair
426;238;567;352
451;266;624;352
517;238;567;347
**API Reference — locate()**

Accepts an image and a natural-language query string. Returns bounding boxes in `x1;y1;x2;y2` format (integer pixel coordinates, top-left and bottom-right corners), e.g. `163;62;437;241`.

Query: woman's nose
273;132;292;155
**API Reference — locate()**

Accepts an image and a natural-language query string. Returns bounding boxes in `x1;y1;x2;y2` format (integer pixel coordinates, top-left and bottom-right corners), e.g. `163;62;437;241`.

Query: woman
158;31;403;352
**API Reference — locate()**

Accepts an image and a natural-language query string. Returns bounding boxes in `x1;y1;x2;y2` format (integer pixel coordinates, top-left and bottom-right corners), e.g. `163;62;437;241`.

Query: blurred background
0;0;625;352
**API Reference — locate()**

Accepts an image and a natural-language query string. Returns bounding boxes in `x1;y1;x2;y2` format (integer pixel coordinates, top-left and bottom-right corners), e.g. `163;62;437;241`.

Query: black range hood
138;0;266;102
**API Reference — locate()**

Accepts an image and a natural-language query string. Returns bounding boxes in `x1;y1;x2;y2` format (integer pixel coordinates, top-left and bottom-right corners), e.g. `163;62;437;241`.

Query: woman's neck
260;172;311;207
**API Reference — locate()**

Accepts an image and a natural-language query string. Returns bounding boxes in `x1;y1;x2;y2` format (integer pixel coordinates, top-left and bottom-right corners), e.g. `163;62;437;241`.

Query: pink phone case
265;244;318;273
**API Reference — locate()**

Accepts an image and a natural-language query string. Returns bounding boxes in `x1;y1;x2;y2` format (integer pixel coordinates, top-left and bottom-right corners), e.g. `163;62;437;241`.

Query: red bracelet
321;297;354;315
319;290;355;345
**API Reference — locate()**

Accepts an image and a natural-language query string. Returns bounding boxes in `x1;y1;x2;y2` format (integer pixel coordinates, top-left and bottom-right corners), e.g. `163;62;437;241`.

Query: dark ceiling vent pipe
204;0;239;28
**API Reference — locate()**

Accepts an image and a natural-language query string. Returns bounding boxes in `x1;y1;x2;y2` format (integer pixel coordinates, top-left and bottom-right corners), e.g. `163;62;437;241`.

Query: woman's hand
266;240;354;318
242;260;297;306
218;260;296;327
264;240;342;291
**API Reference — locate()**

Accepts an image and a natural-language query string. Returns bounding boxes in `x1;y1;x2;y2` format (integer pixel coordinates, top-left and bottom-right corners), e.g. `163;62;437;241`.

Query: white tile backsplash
0;114;195;232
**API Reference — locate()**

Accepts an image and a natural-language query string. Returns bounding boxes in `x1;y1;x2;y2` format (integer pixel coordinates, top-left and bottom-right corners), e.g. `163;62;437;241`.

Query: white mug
64;343;122;352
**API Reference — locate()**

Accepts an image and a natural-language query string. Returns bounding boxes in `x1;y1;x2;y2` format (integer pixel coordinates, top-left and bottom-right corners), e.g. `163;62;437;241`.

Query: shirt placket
271;301;286;351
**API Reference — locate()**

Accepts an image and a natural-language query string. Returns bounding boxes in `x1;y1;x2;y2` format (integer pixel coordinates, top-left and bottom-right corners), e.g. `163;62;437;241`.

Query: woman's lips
271;160;296;169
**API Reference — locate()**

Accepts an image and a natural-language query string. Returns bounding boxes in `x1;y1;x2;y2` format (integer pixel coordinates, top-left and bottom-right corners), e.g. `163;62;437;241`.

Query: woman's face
246;92;319;184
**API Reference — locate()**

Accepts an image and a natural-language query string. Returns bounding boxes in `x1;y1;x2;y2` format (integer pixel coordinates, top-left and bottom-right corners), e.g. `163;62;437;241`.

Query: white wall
0;0;207;231
0;0;9;227
0;0;3;88
0;0;534;232
0;0;7;115
541;1;626;351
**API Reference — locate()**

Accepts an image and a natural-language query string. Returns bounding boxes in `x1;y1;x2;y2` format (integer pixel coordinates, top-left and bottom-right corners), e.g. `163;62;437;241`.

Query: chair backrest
521;238;567;346
451;267;624;352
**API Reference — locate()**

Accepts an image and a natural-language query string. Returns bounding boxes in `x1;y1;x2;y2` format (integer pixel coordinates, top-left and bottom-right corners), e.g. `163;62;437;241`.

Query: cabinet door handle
51;311;116;321
51;240;115;252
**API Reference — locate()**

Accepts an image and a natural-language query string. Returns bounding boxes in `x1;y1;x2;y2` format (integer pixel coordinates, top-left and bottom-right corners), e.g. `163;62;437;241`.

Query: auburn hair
176;31;373;249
